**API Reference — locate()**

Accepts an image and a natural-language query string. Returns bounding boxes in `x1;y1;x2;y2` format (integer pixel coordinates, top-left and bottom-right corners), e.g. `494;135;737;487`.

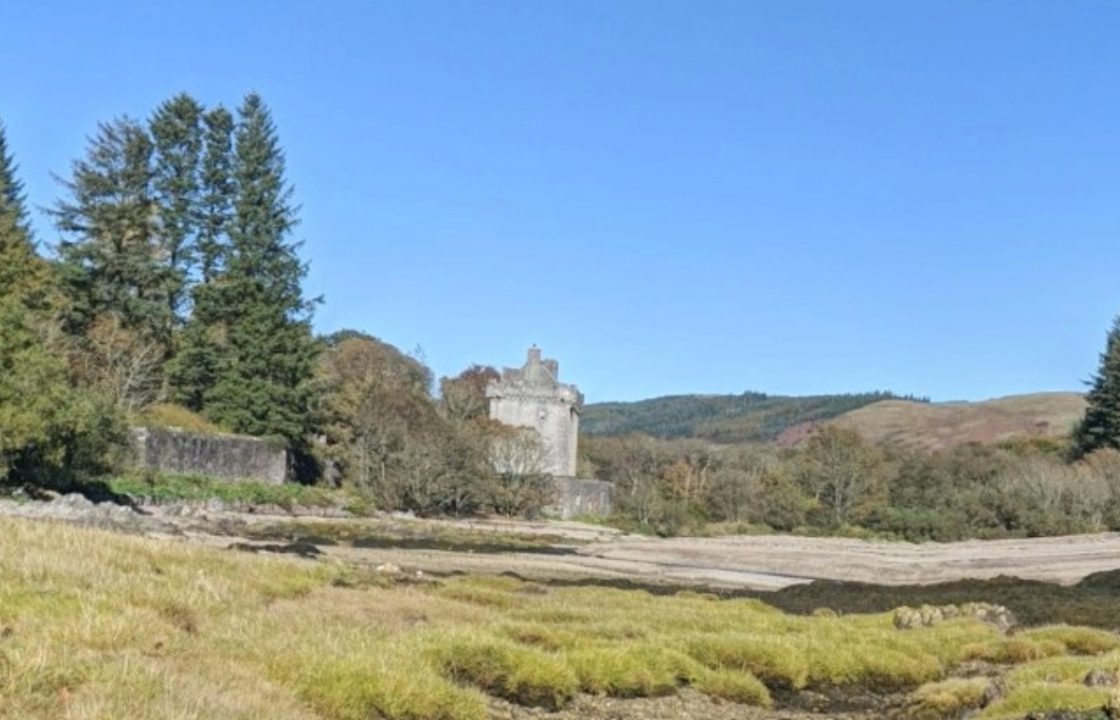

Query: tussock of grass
979;683;1110;719
687;633;810;689
694;668;772;706
1019;625;1120;656
1;516;1116;719
500;622;579;651
566;643;701;697
429;634;577;709
908;677;990;719
1004;650;1120;689
963;637;1068;664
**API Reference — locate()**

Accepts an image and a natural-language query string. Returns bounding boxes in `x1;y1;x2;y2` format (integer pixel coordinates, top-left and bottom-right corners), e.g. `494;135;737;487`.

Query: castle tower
486;346;584;477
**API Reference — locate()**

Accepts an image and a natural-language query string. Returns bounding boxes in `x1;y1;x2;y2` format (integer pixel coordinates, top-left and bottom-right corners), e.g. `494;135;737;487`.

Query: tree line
0;96;553;515
585;325;1120;539
583;429;1120;540
7;92;1120;532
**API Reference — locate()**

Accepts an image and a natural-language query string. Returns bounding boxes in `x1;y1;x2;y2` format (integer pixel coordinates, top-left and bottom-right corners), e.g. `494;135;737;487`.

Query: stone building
486;347;611;519
486;346;583;477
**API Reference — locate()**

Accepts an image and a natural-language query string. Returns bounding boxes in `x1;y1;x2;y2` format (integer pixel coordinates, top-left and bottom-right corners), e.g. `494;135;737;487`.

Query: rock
376;563;401;575
55;493;94;510
893;602;1016;633
1085;669;1119;687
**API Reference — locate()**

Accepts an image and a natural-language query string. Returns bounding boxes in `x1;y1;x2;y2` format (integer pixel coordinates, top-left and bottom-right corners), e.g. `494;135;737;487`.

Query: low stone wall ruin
549;477;612;520
129;427;288;485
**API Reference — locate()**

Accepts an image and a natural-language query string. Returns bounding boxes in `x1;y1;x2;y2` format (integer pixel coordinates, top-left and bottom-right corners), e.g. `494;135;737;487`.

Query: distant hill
581;391;911;444
797;392;1087;452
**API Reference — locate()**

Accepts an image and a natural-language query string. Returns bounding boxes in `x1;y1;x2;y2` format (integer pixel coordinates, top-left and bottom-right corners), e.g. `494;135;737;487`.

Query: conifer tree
52;118;165;342
165;107;235;410
150;94;203;338
1073;316;1120;457
0;121;50;308
0;121;121;481
198;106;234;283
200;94;319;442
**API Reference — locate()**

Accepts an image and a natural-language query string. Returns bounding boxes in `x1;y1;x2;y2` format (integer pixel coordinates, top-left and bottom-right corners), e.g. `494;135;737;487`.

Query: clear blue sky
2;1;1118;403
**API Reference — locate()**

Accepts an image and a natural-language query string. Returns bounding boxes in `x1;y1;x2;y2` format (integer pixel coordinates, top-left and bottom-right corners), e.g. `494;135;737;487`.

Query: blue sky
2;1;1118;403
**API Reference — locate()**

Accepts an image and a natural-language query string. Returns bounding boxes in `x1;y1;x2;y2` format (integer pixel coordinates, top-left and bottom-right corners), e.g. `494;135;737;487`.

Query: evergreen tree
201;94;319;442
0;121;51;308
198;106;235;283
150;94;203;338
165;106;235;410
0;121;122;481
1073;316;1120;457
52;118;166;342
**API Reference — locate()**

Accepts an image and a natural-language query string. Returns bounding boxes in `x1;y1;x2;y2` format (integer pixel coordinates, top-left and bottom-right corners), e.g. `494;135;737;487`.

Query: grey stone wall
549;477;612;520
129;427;288;485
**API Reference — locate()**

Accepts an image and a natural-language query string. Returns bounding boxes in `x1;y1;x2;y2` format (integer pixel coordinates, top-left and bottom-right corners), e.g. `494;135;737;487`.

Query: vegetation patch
907;677;990;719
4;516;1120;719
105;472;342;509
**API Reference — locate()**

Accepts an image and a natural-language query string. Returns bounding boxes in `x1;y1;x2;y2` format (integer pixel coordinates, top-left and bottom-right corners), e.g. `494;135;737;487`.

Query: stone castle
486;347;610;518
486;346;583;477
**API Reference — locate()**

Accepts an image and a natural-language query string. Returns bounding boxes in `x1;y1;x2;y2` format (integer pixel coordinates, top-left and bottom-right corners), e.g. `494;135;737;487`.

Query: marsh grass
908;677;990;719
3;517;1120;719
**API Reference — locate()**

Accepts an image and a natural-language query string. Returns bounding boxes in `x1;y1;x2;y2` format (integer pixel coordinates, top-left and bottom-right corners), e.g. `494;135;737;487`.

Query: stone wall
549;477;612;520
129;427;288;485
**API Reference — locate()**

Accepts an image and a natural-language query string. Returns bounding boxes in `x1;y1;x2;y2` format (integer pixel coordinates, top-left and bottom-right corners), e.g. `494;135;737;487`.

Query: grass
105;472;345;509
908;677;990;719
132;403;225;435
2;517;1120;719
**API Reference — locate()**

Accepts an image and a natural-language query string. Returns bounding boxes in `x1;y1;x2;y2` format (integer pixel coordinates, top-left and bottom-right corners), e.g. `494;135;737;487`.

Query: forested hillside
582;391;918;443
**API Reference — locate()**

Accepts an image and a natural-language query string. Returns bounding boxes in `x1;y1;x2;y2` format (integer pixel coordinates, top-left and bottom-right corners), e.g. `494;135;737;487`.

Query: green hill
581;391;911;444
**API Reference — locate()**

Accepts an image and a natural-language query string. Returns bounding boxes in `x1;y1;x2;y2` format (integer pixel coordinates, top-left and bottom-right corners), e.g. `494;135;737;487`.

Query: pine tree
0;121;121;482
150;94;204;338
198;106;234;283
200;94;319;442
52;118;166;342
1073;316;1120;457
0;120;51;308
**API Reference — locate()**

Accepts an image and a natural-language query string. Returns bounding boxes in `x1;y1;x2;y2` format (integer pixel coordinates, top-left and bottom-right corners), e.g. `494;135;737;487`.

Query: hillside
581;391;912;443
810;392;1087;451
